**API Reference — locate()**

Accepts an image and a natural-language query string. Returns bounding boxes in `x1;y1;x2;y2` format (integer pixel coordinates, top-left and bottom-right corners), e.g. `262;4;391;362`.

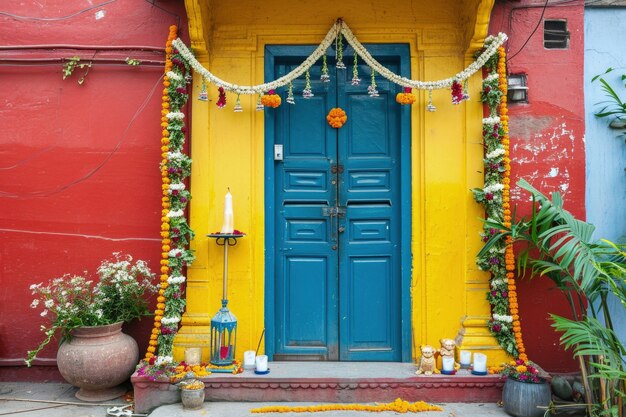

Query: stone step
132;362;504;413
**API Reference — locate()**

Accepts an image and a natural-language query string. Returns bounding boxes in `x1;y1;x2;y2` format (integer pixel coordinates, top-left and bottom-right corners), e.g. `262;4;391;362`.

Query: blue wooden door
266;45;409;361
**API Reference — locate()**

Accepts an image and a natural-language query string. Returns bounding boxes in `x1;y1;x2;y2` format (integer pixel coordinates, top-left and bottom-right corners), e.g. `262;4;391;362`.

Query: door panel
269;46;407;361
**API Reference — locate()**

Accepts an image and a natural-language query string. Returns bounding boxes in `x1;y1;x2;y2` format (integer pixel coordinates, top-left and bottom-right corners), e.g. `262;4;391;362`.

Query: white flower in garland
166;209;184;218
166;112;185;120
482;116;501;125
167;275;186;284
166;71;183;81
161;316;181;325
493;313;513;323
483;73;499;84
484;183;504;194
169;182;186;191
168;248;183;258
167;151;184;160
491;278;507;288
486;148;506;159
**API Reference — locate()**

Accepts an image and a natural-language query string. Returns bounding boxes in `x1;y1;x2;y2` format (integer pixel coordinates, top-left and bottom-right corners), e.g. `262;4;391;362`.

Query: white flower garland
486;148;506;159
167;275;186;284
171;20;507;94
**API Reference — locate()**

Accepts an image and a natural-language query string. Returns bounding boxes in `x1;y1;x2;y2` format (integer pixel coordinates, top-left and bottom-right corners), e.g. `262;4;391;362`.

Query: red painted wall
0;0;188;381
490;0;585;372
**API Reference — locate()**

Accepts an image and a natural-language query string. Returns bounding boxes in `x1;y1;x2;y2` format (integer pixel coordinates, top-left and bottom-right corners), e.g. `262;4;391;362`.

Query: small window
508;74;528;103
544;20;569;49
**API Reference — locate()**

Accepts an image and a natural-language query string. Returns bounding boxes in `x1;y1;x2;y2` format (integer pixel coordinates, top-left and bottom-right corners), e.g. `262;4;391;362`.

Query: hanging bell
302;88;314;99
336;60;346;70
351;76;361;86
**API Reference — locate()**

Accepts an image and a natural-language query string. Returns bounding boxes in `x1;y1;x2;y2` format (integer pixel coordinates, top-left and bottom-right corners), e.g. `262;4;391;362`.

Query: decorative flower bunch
496;360;543;383
216;86;226;108
451;79;464;104
396;87;416;105
26;254;156;367
147;25;196;362
260;90;281;108
326;107;347;128
135;358;243;381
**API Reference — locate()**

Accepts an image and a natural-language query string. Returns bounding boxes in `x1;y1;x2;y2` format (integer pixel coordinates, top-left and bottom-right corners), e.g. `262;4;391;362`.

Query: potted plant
26;253;157;401
499;359;551;417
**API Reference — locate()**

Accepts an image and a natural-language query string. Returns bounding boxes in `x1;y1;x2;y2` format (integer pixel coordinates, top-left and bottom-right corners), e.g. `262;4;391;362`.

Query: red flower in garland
451;80;464;104
216;87;227;109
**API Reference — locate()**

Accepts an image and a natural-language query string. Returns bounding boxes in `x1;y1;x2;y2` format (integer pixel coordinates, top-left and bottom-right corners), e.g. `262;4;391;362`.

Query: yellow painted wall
175;0;508;365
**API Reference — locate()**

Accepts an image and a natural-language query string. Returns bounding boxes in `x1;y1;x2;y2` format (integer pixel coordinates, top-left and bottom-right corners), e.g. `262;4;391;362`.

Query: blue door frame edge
263;44;413;362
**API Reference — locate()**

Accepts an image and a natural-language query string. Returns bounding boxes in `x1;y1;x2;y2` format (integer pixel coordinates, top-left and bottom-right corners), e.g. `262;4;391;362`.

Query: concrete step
132;362;504;413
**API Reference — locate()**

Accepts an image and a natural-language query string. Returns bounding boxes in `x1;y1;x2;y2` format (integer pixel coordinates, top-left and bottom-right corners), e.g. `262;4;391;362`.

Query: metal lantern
207;233;244;366
210;300;237;366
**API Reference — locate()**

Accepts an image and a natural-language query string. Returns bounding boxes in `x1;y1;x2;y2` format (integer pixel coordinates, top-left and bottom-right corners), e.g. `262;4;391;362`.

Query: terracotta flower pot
56;322;138;401
502;377;552;417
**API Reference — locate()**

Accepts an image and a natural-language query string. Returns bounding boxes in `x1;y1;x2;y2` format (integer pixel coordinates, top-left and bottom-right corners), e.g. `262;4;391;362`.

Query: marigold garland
251;398;442;414
473;41;526;361
144;25;195;361
326;107;347;128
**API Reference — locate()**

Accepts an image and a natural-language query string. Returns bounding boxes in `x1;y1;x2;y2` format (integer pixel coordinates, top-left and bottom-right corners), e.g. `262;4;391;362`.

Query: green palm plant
478;179;626;417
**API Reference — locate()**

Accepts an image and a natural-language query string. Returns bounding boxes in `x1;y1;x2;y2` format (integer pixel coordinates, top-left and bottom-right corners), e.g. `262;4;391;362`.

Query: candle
460;350;471;367
243;350;256;370
442;356;455;372
185;347;202;366
255;354;268;372
473;353;487;373
220;188;234;234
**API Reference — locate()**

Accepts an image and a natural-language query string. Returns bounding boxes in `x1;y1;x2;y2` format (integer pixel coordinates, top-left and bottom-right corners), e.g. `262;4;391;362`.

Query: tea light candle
185;347;202;366
243;350;256;370
459;350;471;367
442;356;455;372
473;353;487;373
255;354;268;372
220;189;234;234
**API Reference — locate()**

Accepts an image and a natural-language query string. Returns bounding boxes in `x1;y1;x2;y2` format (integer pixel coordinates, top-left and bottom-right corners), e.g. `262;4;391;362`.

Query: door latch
330;164;344;174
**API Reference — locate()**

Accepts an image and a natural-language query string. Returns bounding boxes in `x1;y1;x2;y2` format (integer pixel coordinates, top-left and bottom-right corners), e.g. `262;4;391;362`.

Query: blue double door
266;45;409;361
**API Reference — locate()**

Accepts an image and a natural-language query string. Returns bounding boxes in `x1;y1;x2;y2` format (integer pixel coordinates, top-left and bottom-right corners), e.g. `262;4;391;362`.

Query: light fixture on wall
508;73;528;103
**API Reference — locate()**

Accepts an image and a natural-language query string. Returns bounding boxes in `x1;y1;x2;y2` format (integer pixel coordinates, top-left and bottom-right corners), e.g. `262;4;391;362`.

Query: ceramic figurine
438;338;461;370
415;345;439;375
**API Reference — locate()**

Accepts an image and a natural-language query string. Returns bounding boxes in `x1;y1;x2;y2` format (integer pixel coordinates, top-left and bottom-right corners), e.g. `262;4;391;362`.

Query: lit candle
473;353;487;373
220;188;234;234
243;350;256;370
255;354;268;372
442;356;455;372
460;350;471;367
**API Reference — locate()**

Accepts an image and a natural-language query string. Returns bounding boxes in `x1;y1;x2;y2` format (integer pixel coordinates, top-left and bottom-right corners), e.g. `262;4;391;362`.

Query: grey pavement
0;381;510;417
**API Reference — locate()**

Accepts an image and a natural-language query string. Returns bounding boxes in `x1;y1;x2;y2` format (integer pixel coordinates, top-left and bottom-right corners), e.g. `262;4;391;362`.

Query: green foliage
62;56;92;85
593;68;626;141
125;57;141;66
480;179;626;416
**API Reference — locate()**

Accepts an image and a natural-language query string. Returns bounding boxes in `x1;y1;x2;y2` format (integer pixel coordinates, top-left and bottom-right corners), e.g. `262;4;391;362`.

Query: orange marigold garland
472;39;525;359
326;107;347;128
251;398;442;414
144;25;195;362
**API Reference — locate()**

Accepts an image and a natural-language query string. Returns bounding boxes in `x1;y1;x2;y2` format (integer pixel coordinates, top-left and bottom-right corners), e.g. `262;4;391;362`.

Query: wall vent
544;20;569;49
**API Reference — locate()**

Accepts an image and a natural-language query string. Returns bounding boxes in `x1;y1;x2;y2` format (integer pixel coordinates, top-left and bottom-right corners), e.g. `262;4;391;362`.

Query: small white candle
255;354;268;372
460;350;471;366
442;356;455;372
220;189;234;234
243;350;256;370
185;347;202;366
473;353;487;373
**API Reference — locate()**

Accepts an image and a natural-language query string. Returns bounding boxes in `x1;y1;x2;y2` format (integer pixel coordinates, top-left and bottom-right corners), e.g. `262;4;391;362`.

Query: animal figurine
438;338;461;370
415;345;440;375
